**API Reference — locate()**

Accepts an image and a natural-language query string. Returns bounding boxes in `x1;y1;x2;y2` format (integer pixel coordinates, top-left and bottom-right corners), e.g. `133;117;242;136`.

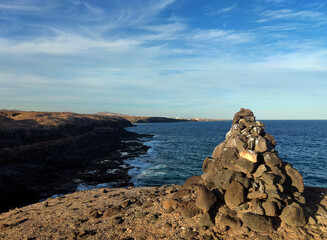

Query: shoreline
0;110;152;212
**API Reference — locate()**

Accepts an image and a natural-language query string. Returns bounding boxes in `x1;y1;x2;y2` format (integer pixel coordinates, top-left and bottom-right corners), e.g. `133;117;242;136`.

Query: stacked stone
201;108;307;228
162;108;308;232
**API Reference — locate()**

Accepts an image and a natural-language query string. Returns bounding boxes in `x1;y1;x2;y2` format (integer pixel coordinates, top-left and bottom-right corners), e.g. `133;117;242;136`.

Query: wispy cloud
190;29;253;44
206;4;237;16
258;9;325;22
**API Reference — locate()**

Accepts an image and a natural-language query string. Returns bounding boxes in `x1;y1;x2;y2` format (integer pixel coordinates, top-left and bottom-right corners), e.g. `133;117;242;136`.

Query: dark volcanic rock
280;202;307;227
225;181;246;208
241;212;275;233
195;187;217;212
263;152;282;167
285;164;304;193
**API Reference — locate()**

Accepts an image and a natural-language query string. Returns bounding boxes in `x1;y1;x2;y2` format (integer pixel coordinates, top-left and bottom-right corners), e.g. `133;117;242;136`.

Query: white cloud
258;9;325;22
190;29;253;44
0;33;141;55
206;4;237;16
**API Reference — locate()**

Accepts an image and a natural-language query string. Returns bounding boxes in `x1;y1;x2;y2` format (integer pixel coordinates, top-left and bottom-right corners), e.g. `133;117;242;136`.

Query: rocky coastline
0;109;326;239
0;110;151;212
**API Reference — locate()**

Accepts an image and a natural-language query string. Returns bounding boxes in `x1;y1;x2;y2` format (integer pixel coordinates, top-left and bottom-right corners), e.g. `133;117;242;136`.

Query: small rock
162;199;178;210
242;212;274;233
239;150;258;163
251;127;263;136
285;164;304;193
225;181;246;208
89;210;101;219
263;132;276;147
103;206;121;218
195;186;217;212
109;216;124;226
262;200;278;217
202;157;216;174
227;158;256;175
212;169;237;190
247;137;255;150
255;136;268;153
265;189;284;200
261;173;276;185
263;152;282;167
220;215;242;230
253;164;267;178
183;175;204;189
280;202;307;227
236;202;249;211
212;142;226;159
198;212;214;228
177;201;201;218
248;191;267;200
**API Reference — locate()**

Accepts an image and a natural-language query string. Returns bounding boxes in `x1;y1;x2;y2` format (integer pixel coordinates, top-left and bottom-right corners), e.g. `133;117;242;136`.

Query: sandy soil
0;185;326;240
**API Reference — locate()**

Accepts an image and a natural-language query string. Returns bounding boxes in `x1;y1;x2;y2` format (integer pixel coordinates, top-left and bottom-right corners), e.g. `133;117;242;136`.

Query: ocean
126;120;327;188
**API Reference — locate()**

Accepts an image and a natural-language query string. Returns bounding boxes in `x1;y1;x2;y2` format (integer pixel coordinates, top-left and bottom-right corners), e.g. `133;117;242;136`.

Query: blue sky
1;0;327;119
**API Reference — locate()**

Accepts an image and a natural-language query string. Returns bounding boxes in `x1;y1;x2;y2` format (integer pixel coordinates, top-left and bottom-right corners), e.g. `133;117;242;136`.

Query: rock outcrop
162;108;308;233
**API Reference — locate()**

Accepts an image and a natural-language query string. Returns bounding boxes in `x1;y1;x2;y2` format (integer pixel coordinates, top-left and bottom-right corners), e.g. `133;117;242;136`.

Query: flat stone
248;191;268;200
195;187;217;212
255;136;268;153
226;158;256;175
242;212;274;233
280;202;307;227
253;164;267;178
285;164;304;193
239;150;257;163
225;181;246;209
263;152;282;167
199;212;214;228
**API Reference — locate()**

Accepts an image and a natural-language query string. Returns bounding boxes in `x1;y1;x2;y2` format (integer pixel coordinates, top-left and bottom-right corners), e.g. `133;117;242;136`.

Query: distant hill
97;112;229;123
97;112;195;123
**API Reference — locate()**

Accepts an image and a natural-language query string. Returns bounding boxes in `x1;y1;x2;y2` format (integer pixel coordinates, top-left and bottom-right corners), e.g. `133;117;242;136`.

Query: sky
1;0;327;119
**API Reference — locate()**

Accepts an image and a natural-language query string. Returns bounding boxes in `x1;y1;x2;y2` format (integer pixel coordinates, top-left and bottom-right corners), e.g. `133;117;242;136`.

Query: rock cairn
162;108;308;233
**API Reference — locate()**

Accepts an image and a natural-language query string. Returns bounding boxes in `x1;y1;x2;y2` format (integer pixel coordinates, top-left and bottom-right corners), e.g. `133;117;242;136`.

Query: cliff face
0;111;133;148
0;111;148;212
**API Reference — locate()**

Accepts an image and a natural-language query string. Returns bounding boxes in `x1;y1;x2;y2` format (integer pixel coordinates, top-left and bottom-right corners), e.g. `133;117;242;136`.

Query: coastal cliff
0;111;149;212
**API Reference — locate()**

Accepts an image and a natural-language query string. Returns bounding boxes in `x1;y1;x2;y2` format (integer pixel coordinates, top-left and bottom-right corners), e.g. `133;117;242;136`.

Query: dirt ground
0;185;326;240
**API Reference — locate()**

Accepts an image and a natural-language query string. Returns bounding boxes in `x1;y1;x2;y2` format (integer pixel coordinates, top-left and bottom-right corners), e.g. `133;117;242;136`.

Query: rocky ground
0;184;326;240
0;110;150;212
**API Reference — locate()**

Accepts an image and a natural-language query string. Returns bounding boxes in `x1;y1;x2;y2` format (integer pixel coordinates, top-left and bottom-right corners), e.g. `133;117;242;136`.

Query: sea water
126;120;327;188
